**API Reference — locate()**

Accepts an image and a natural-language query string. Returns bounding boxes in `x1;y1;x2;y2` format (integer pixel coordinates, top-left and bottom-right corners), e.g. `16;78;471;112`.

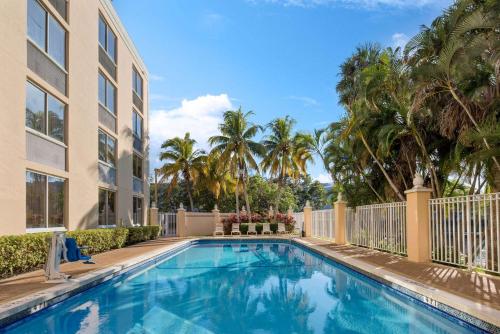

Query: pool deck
1;236;500;330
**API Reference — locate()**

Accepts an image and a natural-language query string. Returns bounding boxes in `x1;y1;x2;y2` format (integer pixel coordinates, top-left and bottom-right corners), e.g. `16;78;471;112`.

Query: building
0;0;149;235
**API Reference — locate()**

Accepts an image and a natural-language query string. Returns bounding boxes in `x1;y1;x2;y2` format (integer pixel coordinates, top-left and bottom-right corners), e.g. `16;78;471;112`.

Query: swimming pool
1;240;485;333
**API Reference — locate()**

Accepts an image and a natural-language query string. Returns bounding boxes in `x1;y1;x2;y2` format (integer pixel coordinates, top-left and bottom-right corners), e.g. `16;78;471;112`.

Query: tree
261;116;313;214
159;133;206;211
199;151;235;206
209;108;265;222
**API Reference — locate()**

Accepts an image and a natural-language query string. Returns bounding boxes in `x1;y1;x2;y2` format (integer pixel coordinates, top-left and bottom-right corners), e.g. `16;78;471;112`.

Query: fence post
212;205;220;232
149;202;158;226
303;201;312;237
405;174;433;262
334;193;347;245
177;203;187;237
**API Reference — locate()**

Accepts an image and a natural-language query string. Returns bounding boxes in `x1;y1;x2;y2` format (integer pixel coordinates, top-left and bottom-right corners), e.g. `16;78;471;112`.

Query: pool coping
0;237;499;333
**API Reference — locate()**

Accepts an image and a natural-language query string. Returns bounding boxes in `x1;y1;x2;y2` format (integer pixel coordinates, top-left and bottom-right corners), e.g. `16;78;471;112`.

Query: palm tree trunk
242;171;252;223
186;180;194;211
356;165;384;202
235;174;240;222
358;132;406;201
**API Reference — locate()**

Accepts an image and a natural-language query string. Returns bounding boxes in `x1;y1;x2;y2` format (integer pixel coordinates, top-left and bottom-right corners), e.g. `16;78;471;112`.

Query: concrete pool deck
1;236;499;331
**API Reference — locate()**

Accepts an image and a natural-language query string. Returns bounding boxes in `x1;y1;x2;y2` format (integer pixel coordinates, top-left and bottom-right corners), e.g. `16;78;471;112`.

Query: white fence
348;202;407;255
159;212;177;236
311;209;335;240
430;192;500;274
292;212;304;234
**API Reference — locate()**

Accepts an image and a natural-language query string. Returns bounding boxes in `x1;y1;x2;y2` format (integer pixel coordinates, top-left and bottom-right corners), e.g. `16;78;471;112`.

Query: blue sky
113;0;451;182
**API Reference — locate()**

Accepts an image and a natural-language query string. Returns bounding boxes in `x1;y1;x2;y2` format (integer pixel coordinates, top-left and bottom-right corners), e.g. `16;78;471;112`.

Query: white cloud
246;0;446;9
391;32;409;50
314;173;332;183
287;95;319;107
149;94;233;168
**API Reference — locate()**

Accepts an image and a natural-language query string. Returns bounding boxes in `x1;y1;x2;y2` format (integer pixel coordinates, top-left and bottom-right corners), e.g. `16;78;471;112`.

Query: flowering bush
221;213;295;234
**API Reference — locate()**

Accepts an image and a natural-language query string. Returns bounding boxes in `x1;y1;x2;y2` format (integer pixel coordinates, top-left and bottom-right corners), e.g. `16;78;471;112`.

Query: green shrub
0;225;160;279
255;223;263;234
239;224;249;234
270;223;278;233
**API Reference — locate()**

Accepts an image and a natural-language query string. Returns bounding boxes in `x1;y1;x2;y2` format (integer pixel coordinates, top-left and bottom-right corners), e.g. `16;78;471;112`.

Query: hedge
0;226;161;279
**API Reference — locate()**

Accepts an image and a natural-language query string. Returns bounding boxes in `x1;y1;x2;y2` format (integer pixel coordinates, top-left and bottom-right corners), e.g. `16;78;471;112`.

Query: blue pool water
2;241;482;333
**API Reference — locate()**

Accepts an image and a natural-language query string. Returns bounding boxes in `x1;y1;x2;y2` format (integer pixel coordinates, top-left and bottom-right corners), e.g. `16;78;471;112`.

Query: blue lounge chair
65;238;93;264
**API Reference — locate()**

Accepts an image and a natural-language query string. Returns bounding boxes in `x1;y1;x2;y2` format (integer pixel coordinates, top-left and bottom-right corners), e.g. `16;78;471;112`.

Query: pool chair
262;223;272;235
277;223;287;235
231;223;242;236
65;237;93;264
247;223;257;235
213;223;224;236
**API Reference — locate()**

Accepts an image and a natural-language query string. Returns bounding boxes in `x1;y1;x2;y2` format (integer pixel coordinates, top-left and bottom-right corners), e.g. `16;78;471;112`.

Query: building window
132;111;143;140
132;67;143;99
98;188;116;226
26;81;65;143
98;15;116;62
98;129;116;166
133;197;143;225
133;153;143;179
27;0;66;69
26;171;65;229
98;72;116;114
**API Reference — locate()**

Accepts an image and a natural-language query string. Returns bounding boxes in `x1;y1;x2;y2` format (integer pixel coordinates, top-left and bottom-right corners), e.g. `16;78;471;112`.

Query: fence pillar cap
178;203;186;211
151;201;157;208
335;192;347;204
305;200;312;208
405;173;432;194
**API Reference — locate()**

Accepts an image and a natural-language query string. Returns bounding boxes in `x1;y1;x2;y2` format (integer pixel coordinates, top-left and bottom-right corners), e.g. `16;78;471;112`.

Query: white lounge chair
231;223;241;236
262;223;272;235
213;223;224;236
247;223;257;235
277;223;287;234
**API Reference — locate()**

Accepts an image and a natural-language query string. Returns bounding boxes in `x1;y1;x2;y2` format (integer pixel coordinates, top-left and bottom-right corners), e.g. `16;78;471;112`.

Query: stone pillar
334;193;347;245
287;206;293;218
268;206;274;220
177;203;187;237
303;201;312;237
241;206;247;217
149;204;158;226
212;205;221;231
405;174;433;263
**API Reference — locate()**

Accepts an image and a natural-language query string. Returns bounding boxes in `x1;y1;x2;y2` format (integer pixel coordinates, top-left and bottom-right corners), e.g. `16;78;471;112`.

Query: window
26;171;65;229
98;15;116;62
27;0;66;68
26;81;65;142
132;111;143;140
132;67;143;99
98;72;116;114
133;153;143;179
98;188;116;226
98;130;116;166
133;197;143;225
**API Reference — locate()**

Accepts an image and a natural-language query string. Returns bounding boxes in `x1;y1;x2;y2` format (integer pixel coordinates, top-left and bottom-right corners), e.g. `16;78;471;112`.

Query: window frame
26;81;66;144
132;110;143;140
132;196;143;226
27;0;67;71
98;188;116;227
133;153;143;179
98;71;117;115
98;14;117;63
26;170;66;232
98;129;116;167
132;66;143;99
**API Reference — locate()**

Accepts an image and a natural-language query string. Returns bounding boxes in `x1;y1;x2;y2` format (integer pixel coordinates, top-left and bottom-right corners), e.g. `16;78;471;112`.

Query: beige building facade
0;0;149;235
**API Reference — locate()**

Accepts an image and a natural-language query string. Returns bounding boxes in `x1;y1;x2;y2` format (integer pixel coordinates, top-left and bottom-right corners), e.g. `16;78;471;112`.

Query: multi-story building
0;0;149;235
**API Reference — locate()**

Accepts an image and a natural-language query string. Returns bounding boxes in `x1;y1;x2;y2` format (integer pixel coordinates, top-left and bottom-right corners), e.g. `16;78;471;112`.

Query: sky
113;0;452;183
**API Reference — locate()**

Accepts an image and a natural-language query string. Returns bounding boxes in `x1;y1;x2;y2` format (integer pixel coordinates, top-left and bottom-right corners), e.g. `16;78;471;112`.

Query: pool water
2;241;482;333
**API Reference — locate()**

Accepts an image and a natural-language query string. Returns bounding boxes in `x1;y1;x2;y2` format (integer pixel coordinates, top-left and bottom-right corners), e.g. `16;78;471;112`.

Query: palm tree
261;116;313;213
200;151;235;206
209;108;264;221
159;132;206;211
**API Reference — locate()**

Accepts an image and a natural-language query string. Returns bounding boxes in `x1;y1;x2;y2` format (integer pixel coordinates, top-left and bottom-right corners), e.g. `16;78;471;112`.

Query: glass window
48;176;64;227
48;15;65;67
133;197;143;225
26;82;46;134
99;188;116;226
132;68;143;98
107;29;116;61
26;82;66;143
47;95;64;142
98;73;106;106
106;135;116;166
26;171;65;229
133;111;142;139
98;130;107;162
27;0;46;49
133;154;143;178
98;16;106;48
26;171;46;229
106;80;115;113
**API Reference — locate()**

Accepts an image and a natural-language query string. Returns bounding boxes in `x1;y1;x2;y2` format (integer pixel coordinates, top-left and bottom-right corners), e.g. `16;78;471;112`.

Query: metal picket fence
311;209;335;240
292;212;304;234
159;212;177;237
348;202;407;255
430;192;500;274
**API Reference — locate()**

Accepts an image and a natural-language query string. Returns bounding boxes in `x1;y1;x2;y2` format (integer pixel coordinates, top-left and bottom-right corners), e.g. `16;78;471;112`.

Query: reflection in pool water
3;242;482;333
